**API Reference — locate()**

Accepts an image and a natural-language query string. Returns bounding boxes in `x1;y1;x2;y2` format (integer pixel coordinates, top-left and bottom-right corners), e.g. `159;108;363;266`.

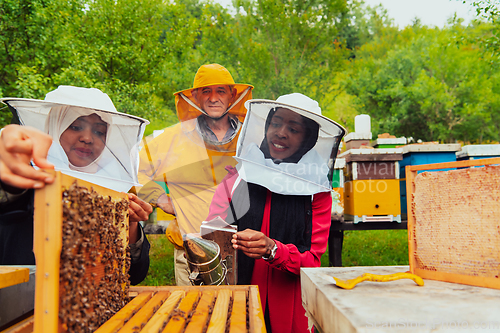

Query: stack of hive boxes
339;115;404;224
340;148;403;223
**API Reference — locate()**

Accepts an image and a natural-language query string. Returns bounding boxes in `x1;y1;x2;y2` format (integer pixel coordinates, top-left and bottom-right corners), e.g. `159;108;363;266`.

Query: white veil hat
1;86;149;192
235;93;346;195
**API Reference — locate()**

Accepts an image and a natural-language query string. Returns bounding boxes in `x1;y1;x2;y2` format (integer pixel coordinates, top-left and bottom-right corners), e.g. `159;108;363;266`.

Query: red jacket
207;167;332;333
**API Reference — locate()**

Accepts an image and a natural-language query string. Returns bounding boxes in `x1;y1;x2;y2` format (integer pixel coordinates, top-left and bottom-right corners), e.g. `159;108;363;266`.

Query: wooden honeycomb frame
33;171;129;333
406;157;500;289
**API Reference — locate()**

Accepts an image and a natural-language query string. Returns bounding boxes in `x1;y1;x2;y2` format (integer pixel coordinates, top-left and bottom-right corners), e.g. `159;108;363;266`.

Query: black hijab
259;107;320;164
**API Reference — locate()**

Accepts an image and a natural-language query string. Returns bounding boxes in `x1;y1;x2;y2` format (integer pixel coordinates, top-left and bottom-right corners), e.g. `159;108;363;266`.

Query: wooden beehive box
33;171;130;333
5;285;266;332
406;157;500;289
340;149;403;223
341;148;403;181
95;285;265;333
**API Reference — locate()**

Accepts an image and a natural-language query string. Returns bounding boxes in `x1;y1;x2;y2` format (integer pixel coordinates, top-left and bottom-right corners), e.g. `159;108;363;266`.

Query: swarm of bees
59;183;130;332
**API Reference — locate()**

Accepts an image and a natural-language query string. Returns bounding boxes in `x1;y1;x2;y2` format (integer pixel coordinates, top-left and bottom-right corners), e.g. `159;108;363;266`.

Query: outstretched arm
0;125;54;190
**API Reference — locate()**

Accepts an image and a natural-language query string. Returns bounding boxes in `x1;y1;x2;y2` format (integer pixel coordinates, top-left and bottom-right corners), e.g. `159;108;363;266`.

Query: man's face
193;85;235;119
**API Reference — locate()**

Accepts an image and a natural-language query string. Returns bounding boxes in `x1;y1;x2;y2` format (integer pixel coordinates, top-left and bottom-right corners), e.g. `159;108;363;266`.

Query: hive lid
339;148;403;163
344;132;372;142
401;143;461;154
456;144;500;158
372;137;407;145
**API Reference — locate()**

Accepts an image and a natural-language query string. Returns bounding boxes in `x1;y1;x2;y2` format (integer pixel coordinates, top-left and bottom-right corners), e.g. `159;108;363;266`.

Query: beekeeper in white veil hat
204;93;345;332
1;85;149;192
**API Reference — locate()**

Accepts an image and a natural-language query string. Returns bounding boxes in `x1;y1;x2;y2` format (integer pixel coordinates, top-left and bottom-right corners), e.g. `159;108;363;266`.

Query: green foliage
346;21;500;142
338;0;397;52
1;0;498;143
472;0;500;50
0;0;198;128
232;0;349;101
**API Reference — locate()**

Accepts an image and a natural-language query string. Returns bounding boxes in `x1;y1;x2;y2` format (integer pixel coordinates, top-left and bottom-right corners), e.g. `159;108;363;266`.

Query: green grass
141;230;409;286
334;229;409;267
138;234;176;286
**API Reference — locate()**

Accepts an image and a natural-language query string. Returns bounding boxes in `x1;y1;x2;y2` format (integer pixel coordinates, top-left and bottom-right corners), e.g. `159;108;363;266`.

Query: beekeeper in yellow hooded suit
137;64;253;285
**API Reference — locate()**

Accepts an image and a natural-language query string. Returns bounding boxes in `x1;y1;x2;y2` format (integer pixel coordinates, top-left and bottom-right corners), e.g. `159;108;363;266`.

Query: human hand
157;193;175;215
232;228;276;259
128;193;153;223
0;125;54;189
127;193;153;244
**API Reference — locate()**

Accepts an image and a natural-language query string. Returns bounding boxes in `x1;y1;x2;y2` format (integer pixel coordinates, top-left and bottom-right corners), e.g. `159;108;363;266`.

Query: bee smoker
183;233;228;286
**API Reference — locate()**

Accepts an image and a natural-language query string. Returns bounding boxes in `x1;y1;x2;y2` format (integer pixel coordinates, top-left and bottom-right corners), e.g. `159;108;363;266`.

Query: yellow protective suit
137;121;240;236
137;65;253;283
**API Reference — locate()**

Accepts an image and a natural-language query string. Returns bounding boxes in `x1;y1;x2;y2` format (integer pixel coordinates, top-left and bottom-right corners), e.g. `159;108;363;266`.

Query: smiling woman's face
59;113;108;167
266;108;306;160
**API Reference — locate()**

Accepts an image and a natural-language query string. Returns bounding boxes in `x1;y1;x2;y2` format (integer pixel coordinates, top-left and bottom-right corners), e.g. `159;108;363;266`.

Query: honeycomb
58;182;130;332
412;165;500;278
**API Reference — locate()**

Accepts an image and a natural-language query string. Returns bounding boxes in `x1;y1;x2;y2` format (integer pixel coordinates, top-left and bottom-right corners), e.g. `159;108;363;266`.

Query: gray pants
174;247;191;286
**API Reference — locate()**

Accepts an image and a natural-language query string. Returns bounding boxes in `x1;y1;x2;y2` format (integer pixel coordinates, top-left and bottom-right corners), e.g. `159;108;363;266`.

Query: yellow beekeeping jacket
137;121;241;236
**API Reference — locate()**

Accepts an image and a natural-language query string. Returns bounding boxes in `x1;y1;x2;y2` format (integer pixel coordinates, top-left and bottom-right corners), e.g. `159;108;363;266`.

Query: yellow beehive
344;179;401;218
407;157;500;289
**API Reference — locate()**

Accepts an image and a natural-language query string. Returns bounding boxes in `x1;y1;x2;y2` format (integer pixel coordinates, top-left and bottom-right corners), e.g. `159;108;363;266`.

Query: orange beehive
406;157;500;289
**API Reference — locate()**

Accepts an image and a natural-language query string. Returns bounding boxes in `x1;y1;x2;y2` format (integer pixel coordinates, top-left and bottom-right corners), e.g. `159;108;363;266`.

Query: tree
0;0;85;124
0;0;203;130
347;23;500;143
229;0;349;101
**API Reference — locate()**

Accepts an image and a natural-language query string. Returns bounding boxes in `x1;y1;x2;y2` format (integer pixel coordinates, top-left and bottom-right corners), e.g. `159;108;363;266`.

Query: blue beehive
400;143;461;219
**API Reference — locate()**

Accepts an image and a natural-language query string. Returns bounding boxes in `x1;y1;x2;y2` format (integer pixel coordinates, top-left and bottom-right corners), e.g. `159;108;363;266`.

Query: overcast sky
363;0;476;28
214;0;478;28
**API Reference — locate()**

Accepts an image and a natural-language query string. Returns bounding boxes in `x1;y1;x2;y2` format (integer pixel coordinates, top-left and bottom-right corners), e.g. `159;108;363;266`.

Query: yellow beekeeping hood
174;64;253;123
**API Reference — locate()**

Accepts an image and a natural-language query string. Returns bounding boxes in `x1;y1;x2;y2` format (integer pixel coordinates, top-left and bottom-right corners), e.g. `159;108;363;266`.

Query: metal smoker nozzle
184;233;219;264
183;233;228;286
